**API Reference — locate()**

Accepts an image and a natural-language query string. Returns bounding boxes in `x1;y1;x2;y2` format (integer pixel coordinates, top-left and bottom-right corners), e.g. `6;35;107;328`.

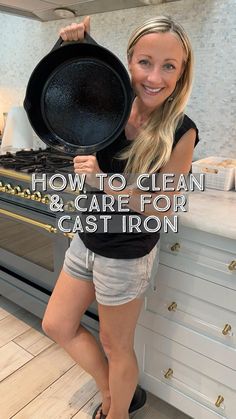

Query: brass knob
168;302;177;311
170;243;180;252
64;201;75;212
222;324;231;335
21;188;31;199
31;191;42;202
3;183;13;193
215;395;224;407
0;181;4;192
228;260;236;271
12;186;22;195
164;368;173;379
41;194;51;204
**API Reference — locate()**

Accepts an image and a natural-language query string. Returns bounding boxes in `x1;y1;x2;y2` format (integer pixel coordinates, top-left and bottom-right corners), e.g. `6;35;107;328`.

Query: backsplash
0;0;235;158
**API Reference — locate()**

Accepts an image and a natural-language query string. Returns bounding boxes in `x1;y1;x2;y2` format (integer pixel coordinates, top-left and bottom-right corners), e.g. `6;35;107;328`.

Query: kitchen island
135;188;236;419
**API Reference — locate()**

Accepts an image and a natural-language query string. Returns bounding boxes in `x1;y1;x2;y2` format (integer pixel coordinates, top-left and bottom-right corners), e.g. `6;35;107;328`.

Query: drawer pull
215;395;224;408
170;243;180;252
228;260;236;271
222;323;232;335
164;368;173;379
168;302;177;311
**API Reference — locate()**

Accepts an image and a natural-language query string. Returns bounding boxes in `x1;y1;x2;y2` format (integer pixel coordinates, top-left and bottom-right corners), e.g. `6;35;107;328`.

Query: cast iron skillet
24;33;134;155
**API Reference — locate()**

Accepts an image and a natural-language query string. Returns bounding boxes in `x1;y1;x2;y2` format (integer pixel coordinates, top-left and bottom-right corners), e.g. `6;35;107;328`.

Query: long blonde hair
117;15;194;175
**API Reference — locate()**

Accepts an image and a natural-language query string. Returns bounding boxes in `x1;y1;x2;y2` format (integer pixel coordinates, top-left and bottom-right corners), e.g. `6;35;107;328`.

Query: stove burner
0;148;74;173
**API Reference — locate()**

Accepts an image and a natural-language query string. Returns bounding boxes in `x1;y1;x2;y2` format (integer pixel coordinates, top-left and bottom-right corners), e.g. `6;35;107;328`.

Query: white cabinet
135;226;236;419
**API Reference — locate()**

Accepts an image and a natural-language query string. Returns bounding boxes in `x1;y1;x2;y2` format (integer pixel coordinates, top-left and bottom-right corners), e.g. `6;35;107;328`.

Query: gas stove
0;147;99;331
0;148;74;173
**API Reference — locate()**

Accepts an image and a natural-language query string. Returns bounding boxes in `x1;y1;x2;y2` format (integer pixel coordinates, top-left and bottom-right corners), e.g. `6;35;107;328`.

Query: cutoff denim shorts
63;234;160;306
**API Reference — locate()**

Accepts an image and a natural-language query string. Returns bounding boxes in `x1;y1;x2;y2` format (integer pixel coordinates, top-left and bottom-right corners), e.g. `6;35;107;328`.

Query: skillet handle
84;32;98;45
51;31;97;52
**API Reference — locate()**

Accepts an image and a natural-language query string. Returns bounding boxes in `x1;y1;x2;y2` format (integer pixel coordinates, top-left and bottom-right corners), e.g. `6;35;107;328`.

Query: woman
42;15;199;419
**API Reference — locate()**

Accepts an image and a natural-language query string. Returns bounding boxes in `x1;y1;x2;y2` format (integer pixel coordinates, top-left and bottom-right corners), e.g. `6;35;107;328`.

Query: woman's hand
73;155;104;189
59;16;90;42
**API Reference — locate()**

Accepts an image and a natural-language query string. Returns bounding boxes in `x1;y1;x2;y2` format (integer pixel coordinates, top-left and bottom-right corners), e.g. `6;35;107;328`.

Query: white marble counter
179;189;236;240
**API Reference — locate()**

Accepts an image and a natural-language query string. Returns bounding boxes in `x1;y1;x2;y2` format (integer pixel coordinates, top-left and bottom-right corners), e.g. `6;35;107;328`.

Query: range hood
0;0;180;22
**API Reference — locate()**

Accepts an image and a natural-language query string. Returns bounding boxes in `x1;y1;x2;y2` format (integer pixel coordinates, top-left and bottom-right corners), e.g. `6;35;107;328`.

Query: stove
0;148;99;335
0;148;74;173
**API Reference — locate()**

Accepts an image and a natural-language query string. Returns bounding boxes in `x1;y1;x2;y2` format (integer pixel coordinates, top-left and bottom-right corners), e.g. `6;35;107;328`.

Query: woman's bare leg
98;297;144;419
42;269;110;417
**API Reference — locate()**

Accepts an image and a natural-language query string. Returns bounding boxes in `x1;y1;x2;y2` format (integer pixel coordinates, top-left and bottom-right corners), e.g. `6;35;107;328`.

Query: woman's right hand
59;16;90;42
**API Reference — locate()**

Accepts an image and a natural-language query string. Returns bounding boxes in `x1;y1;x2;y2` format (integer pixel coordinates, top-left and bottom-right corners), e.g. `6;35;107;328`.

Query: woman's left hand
73;155;104;188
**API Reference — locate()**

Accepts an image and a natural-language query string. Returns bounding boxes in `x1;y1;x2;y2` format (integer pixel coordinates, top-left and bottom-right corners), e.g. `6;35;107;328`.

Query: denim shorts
63;234;160;306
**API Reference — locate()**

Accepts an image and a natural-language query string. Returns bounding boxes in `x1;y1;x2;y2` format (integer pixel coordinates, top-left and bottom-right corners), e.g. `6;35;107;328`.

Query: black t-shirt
79;114;200;259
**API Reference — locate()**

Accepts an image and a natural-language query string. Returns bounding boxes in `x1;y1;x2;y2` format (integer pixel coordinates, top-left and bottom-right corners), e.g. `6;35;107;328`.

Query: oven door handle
0;208;57;234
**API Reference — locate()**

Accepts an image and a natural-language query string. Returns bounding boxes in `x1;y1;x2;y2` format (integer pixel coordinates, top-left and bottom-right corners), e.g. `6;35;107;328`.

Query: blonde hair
117;15;194;175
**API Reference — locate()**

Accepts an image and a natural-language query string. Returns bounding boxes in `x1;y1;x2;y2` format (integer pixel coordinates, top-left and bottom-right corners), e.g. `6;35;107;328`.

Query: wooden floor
0;296;191;419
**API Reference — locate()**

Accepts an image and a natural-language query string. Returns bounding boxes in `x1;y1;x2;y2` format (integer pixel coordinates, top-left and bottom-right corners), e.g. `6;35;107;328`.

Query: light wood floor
0;296;191;419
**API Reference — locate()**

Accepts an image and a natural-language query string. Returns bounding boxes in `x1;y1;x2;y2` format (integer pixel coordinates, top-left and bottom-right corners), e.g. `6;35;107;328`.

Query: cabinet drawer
148;264;236;349
160;227;236;290
135;325;236;419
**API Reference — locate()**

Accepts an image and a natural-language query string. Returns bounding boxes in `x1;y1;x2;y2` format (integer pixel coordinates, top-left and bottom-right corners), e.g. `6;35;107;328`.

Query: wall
0;0;235;158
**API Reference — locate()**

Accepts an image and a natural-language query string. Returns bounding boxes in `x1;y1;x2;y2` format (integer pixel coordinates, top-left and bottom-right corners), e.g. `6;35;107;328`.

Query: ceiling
0;0;179;22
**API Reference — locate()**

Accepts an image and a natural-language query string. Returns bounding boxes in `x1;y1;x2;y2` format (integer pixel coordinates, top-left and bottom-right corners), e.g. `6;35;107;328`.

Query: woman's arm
103;128;197;217
74;128;197;218
59;16;90;42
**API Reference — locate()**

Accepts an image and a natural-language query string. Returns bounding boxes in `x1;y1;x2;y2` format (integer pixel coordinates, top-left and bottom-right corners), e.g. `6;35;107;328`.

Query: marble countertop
179;189;236;240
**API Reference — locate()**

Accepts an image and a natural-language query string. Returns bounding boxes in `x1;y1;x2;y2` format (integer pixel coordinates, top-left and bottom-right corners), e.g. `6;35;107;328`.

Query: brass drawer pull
164;368;173;379
228;260;236;271
0;181;4;191
168;302;177;311
222;324;231;335
170;242;180;252
215;395;224;407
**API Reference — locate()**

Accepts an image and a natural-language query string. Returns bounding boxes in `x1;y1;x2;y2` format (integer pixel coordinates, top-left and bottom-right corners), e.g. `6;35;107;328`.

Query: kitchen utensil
24;33;134;156
1;106;34;154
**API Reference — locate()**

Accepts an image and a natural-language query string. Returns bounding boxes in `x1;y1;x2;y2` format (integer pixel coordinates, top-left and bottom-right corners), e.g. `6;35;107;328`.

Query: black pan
24;33;134;155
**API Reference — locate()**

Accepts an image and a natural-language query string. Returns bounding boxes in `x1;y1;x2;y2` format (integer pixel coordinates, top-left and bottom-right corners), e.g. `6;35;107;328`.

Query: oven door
0;199;69;291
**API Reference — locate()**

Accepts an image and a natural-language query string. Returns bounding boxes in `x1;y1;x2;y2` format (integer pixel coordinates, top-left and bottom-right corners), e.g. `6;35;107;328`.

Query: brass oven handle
0;208;57;234
63;232;75;239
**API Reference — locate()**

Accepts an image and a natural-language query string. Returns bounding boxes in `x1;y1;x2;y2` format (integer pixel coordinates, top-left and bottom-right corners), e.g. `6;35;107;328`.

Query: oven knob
3;183;13;193
41;194;51;204
0;181;4;192
31;191;42;202
12;186;22;195
21;188;31;199
64;201;75;212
